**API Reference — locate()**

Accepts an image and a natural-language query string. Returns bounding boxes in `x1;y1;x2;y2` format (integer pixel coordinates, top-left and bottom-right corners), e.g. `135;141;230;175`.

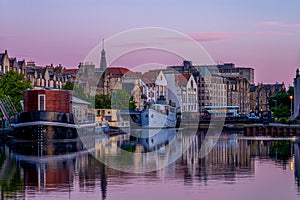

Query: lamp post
290;95;293;118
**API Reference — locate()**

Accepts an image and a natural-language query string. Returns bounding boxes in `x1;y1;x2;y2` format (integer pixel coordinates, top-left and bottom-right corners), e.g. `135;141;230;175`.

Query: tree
269;86;294;119
63;82;95;108
111;90;137;110
271;104;290;118
0;71;31;112
129;96;137;110
95;94;111;109
62;81;74;90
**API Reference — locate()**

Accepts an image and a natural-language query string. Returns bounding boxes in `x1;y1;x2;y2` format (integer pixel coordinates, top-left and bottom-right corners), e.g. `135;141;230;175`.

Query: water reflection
94;128;184;173
0;130;299;199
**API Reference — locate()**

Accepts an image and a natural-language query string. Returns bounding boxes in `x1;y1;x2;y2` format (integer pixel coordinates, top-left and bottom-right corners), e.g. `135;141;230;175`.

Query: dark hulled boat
10;89;95;141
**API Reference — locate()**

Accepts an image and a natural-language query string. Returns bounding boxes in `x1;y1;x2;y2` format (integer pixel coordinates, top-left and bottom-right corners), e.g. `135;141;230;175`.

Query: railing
0;96;18;127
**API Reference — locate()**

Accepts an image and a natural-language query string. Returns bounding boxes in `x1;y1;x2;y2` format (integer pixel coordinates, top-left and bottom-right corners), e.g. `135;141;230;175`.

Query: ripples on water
0;129;299;200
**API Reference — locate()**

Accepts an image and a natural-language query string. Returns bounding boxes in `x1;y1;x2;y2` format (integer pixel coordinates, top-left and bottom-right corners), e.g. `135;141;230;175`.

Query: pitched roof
18;60;25;68
0;50;7;64
106;67;130;75
9;58;16;67
72;96;91;105
63;68;79;74
122;82;135;93
175;74;190;87
141;71;159;84
261;83;284;92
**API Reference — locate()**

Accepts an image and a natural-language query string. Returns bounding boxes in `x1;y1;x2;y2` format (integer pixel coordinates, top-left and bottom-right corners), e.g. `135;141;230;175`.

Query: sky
1;0;300;85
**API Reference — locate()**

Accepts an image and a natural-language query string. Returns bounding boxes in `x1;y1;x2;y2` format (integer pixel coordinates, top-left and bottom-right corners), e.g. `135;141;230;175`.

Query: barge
10;89;95;141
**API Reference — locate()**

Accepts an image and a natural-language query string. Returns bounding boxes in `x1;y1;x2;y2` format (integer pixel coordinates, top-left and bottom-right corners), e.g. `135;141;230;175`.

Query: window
38;94;46;111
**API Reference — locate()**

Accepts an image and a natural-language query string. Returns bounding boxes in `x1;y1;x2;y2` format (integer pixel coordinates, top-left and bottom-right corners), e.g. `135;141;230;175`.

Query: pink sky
1;0;300;86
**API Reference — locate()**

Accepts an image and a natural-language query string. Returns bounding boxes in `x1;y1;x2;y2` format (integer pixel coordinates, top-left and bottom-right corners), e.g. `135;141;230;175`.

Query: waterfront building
168;61;227;113
199;73;227;113
294;68;300;118
121;77;144;110
217;63;254;84
174;74;198;113
249;82;285;114
102;67;133;95
163;72;198;115
225;77;250;114
141;70;159;102
155;71;168;99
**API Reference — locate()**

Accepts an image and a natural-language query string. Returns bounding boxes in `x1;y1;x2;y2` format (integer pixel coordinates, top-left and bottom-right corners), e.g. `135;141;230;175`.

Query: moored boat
95;120;110;132
10;89;95;141
141;96;177;128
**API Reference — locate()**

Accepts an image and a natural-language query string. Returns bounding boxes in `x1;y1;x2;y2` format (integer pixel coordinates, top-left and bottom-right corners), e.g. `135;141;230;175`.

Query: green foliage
0;71;31;112
111;90;137;110
269;86;294;119
287;86;294;96
271;104;290;118
95;94;111;109
71;83;95;108
129;96;137;110
269;141;291;161
0;150;24;195
62;81;74;90
277;118;297;124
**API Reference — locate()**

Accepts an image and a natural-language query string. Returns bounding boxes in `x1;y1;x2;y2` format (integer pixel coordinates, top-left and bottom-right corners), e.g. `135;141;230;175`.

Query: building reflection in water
94;128;185;173
0;130;298;199
294;142;300;193
178;132;254;185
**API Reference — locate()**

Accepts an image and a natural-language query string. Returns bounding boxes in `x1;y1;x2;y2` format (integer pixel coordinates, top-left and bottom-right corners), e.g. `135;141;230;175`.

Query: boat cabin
19;89;92;124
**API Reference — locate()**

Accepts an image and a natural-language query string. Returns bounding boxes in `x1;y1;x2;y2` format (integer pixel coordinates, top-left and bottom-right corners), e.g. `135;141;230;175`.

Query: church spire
100;39;107;72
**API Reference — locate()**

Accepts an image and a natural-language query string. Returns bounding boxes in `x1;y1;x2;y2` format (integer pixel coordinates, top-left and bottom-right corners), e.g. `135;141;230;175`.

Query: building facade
225;77;250;114
217;63;254;84
294;69;300;118
0;50;27;77
175;74;198;113
250;82;285;114
26;62;65;89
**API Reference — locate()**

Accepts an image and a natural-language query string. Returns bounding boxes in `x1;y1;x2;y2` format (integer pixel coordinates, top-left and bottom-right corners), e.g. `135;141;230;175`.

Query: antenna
102;38;104;50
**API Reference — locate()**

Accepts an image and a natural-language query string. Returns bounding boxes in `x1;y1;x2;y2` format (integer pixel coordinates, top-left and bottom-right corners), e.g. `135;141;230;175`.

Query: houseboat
10;89;95;141
141;96;177;128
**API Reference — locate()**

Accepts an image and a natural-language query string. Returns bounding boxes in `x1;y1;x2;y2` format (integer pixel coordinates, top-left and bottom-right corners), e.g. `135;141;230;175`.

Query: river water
0;129;299;200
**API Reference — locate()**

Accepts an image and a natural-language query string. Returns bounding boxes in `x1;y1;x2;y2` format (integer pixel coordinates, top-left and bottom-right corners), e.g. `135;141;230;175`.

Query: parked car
248;113;259;120
238;113;248;119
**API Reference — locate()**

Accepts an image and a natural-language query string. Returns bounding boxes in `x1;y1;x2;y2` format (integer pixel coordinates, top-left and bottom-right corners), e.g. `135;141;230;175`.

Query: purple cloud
156;31;291;44
257;21;300;29
188;31;291;41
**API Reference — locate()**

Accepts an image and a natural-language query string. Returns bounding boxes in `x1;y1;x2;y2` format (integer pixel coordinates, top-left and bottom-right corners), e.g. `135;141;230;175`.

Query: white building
165;73;198;113
141;70;168;102
155;71;168;99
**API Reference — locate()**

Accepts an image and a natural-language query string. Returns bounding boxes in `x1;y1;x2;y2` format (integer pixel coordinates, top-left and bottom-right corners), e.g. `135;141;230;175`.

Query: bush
277;118;298;124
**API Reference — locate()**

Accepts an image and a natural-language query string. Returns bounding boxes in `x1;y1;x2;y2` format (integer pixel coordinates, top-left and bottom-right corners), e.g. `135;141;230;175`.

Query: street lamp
290;95;293;118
